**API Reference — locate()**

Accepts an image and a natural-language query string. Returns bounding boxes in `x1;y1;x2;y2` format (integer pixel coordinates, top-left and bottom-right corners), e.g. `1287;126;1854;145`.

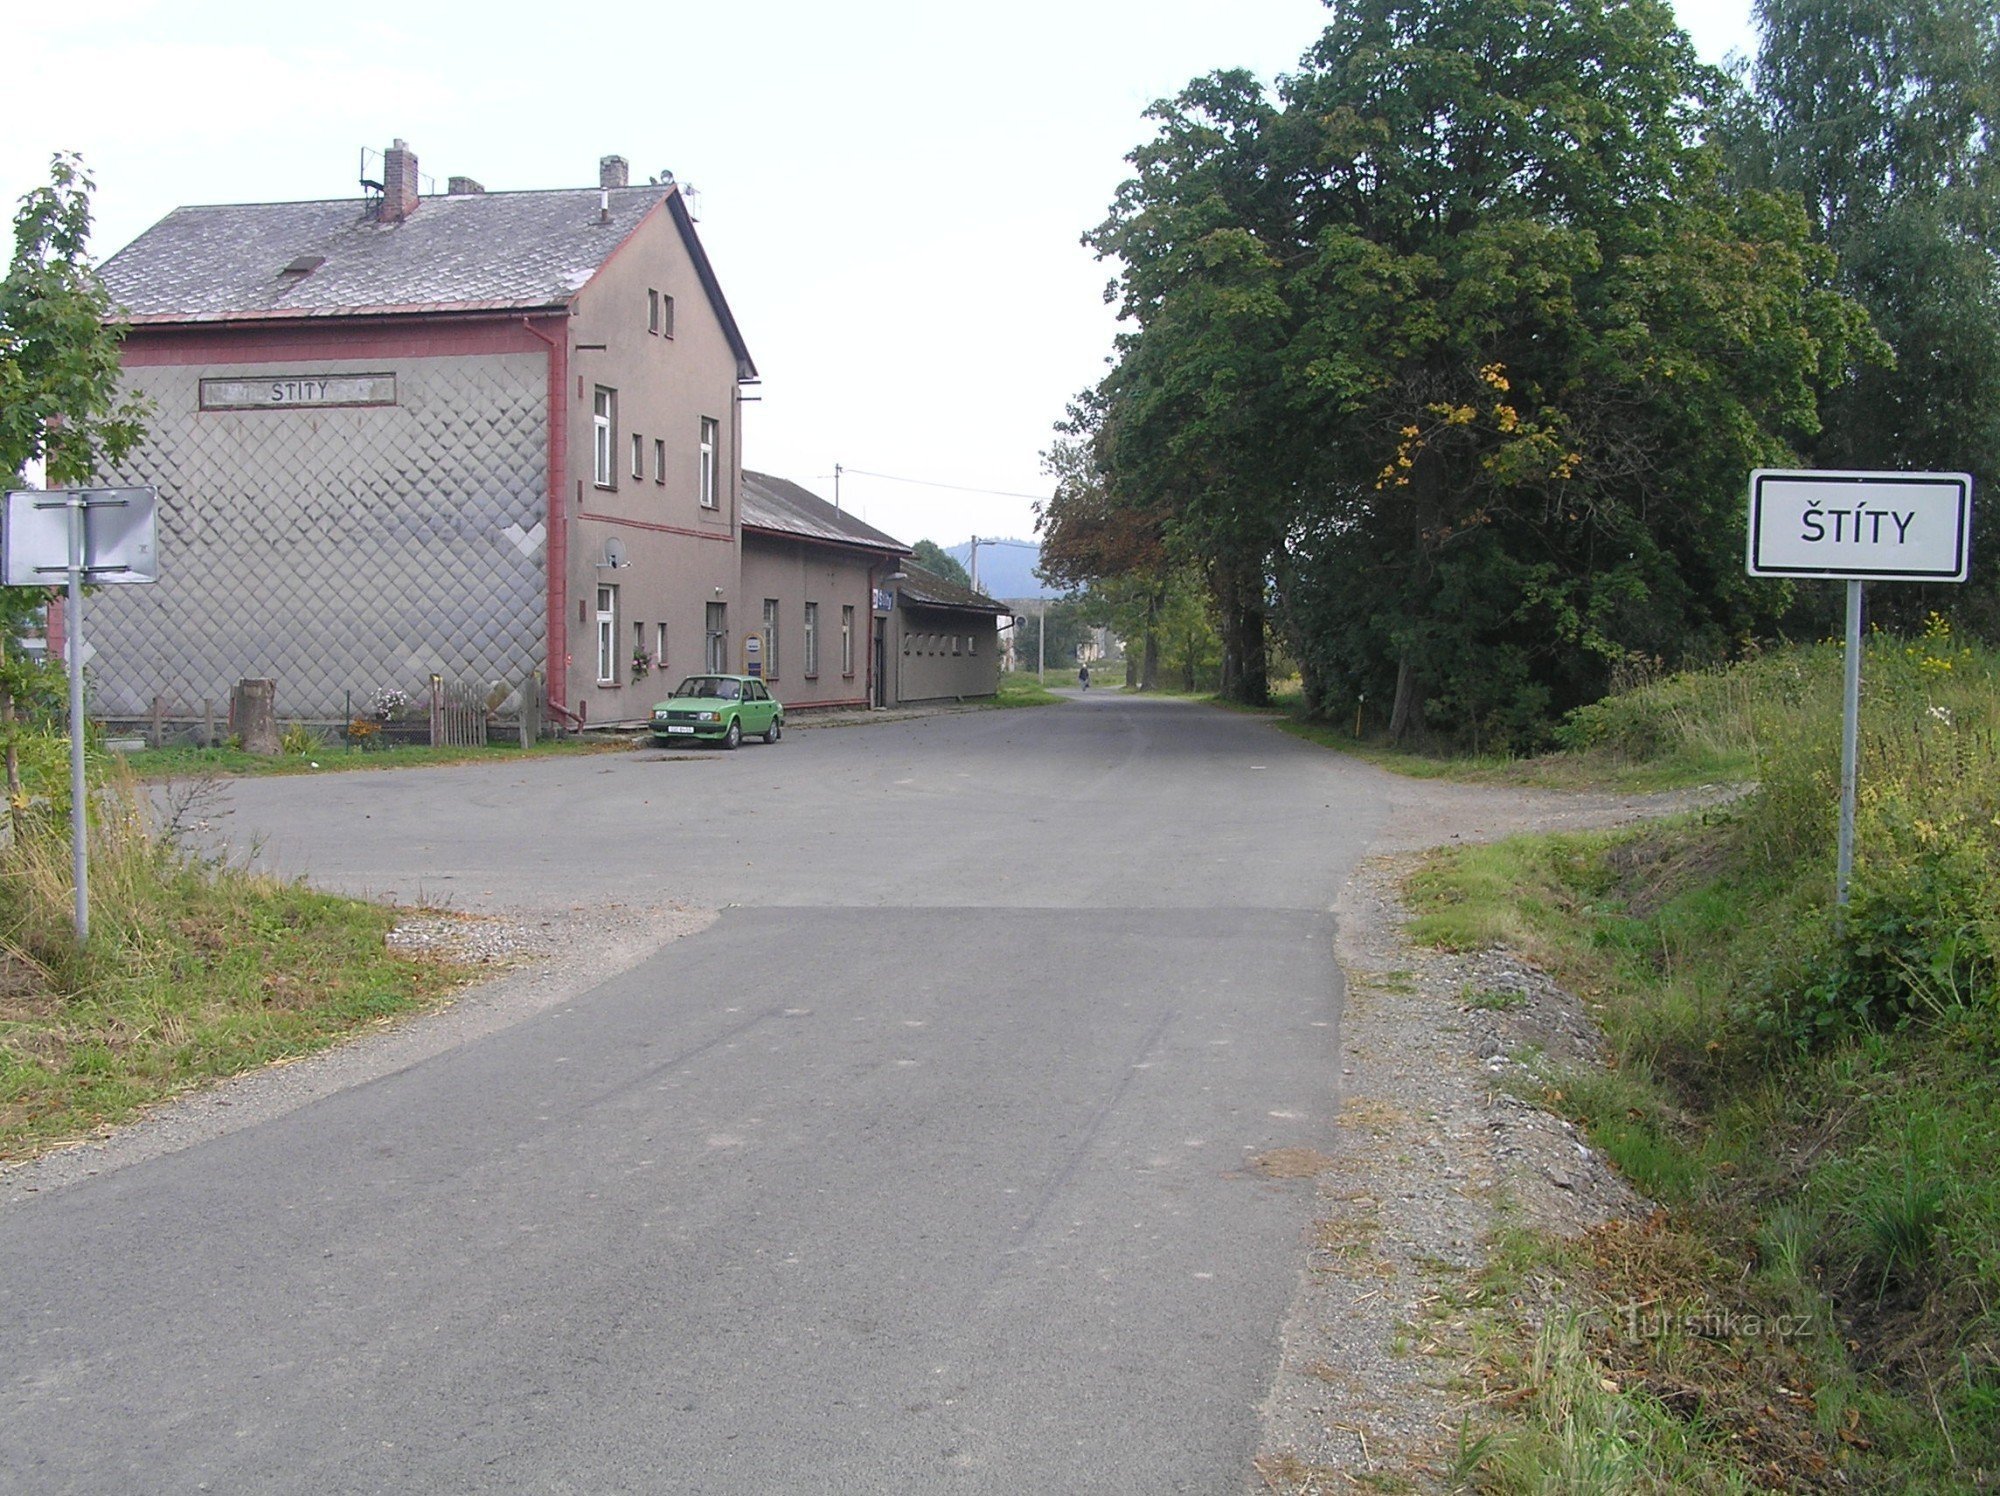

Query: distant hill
946;539;1060;600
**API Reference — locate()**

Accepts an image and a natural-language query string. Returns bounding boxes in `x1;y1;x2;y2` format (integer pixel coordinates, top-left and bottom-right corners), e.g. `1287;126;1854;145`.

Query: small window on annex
841;605;855;676
631;432;644;480
653;438;666;484
661;294;676;338
704;601;727;673
803;602;820;677
647;288;661;334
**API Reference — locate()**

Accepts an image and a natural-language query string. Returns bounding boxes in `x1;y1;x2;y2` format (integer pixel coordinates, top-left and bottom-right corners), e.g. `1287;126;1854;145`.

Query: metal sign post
3;486;161;944
1746;469;1972;907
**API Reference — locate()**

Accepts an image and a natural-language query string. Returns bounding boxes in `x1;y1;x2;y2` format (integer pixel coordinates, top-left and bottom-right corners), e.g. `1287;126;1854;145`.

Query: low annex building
88;141;757;729
885;565;1009;705
739;471;908;710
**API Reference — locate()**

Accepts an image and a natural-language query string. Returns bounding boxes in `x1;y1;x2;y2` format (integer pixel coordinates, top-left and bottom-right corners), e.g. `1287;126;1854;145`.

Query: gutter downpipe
522;314;569;722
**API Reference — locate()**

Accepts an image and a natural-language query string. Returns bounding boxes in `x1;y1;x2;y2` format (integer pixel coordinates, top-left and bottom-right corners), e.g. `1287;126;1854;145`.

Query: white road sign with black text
1747;469;1971;581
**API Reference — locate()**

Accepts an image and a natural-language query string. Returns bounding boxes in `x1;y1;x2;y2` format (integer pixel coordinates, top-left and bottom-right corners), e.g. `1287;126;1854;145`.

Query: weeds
0;761;484;1158
1406;633;2000;1489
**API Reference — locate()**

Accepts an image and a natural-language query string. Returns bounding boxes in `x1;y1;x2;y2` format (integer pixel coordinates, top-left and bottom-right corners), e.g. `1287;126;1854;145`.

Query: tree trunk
1214;560;1269;706
1388;651;1424;744
1140;587;1161;692
233;678;280;756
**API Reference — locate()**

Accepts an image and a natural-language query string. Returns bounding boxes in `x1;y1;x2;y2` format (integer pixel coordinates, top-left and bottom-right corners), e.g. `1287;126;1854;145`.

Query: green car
649;674;783;749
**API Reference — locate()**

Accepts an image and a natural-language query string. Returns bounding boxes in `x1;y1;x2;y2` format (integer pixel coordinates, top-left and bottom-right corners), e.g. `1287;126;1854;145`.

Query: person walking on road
1078;664;1091;691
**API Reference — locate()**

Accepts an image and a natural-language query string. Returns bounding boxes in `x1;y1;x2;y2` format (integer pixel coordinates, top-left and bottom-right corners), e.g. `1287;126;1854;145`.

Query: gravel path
1251;779;1737;1492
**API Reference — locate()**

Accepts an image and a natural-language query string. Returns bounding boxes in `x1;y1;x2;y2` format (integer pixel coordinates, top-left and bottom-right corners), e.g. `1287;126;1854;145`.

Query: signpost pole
1836;579;1863;909
64;493;89;944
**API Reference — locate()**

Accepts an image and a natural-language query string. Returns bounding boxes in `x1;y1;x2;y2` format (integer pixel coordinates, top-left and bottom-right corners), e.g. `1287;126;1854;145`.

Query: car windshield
674;677;740;700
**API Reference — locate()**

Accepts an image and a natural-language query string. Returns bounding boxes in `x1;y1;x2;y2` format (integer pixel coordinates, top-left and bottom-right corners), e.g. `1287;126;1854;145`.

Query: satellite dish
603;537;627;569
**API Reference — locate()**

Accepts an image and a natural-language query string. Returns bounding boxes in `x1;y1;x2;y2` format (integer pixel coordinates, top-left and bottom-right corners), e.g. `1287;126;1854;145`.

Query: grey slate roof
100;186;757;379
741;470;910;555
102;187;670;319
897;564;1011;615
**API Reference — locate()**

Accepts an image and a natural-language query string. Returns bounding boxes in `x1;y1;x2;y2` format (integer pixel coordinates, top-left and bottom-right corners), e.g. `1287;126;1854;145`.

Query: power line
831;466;1050;503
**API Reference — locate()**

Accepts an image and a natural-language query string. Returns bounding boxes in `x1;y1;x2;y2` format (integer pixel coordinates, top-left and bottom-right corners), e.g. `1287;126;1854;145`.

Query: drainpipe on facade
521;316;570;721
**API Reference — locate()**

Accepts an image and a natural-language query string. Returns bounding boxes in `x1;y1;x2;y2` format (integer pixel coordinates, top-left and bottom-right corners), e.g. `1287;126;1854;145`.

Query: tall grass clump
0;747;470;1158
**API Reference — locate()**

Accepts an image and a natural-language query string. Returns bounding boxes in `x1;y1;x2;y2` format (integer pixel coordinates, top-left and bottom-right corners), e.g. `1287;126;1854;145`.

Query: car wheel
723;719;742;750
765;716;782;744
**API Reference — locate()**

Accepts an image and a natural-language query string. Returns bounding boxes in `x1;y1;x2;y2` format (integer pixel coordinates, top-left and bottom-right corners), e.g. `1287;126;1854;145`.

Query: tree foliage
1052;0;1875;743
909;538;971;589
1738;0;2000;634
1;154;146;828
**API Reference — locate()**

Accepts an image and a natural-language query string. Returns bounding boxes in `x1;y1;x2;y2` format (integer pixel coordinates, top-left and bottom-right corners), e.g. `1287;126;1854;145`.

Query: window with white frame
698;417;718;508
803;602;819;677
631;432;644;480
661;294;675;338
595;585;618;683
841;605;855;677
593;387;615;487
647;288;661;334
763;599;779;678
653;438;666;484
656;622;668;669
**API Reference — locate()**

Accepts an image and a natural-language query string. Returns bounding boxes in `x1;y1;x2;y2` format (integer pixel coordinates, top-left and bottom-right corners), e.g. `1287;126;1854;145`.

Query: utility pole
833;463;842;510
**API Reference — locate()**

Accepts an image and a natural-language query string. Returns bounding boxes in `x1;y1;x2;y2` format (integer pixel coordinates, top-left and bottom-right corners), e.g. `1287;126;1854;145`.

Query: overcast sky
8;0;1757;550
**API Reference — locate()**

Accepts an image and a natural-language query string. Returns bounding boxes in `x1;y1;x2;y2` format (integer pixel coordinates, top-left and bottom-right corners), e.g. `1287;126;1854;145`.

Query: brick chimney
599;155;629;190
381;139;420;222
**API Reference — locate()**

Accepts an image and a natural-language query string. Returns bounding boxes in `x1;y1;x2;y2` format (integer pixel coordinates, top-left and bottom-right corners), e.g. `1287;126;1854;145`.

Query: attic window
280;255;326;277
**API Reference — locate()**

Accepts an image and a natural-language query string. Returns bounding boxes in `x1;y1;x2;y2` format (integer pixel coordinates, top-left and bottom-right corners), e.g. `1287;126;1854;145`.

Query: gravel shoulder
1252;776;1737;1492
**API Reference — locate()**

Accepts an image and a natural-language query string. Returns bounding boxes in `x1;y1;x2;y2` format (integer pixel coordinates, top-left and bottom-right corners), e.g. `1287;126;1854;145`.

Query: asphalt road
3;693;1393;1492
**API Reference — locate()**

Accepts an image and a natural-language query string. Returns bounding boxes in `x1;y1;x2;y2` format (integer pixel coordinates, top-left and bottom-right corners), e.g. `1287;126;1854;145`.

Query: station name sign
1747;469;1972;582
199;373;397;411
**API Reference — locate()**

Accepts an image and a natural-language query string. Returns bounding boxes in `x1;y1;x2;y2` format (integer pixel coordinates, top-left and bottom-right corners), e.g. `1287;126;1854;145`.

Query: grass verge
0;769;492;1161
995;672;1065;707
122;732;630;780
1402;626;2000;1490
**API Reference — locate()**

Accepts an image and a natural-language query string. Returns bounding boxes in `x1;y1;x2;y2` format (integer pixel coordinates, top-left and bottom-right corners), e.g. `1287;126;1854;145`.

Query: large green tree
1;153;146;832
1072;0;1871;743
909;538;972;589
1741;0;2000;633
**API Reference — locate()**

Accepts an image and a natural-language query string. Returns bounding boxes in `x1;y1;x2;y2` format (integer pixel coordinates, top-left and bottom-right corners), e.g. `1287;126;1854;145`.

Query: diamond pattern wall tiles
92;354;548;721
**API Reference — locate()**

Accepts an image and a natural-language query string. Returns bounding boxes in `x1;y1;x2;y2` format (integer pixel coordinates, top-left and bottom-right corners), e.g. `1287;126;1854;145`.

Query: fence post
520;670;542;747
204;698;215;748
429;674;443;748
232;679;279;756
150;693;165;749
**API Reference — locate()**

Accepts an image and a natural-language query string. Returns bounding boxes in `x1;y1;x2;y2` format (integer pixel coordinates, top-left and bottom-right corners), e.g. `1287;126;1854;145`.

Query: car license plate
664;724;694;734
